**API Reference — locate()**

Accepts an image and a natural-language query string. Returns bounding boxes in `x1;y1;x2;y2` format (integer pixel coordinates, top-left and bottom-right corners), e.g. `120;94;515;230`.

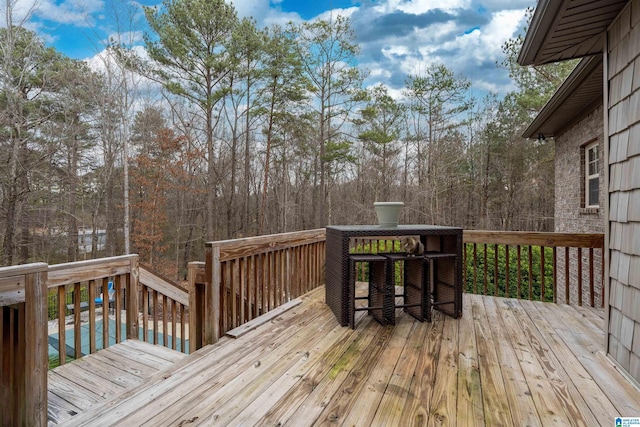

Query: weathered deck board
54;287;640;427
47;340;186;425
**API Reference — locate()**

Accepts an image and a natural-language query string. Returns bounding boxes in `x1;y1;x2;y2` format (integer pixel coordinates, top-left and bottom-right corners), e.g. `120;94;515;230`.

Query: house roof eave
522;54;603;139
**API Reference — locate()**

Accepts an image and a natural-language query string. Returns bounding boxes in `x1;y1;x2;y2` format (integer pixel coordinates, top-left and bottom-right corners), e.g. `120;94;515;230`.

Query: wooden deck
54;286;640;426
48;340;187;425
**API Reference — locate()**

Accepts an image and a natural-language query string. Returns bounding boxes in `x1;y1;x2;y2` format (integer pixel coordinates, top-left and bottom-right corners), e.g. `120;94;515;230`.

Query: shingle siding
607;0;640;384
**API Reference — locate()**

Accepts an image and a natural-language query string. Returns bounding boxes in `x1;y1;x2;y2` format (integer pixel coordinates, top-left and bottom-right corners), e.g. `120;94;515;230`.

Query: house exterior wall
554;105;605;306
607;0;640;383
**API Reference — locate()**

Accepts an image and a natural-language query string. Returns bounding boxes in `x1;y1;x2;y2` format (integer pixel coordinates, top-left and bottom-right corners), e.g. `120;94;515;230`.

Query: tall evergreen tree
142;0;238;240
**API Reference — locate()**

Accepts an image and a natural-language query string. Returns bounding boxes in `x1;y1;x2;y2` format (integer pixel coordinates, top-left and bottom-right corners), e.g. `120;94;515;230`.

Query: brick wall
554;104;605;306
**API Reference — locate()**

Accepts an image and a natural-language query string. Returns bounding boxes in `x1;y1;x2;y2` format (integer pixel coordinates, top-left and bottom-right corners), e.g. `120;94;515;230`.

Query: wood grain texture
463;230;604;248
47;340;185;425
47;287;640;427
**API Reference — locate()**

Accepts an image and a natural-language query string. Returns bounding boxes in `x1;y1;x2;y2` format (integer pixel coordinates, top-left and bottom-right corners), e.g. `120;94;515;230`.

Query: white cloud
34;0;104;27
375;0;471;15
314;6;358;22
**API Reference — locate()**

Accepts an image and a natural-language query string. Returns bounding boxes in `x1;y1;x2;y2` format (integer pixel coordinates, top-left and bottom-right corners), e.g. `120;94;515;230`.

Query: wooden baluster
505;245;510;298
142;285;149;342
115;275;122;344
171;300;177;350
552;247;557;304
601;249;605;308
102;278;109;350
162;295;170;347
231;259;238;328
57;286;66;365
540;246;546;302
589;247;595;307
239;257;245;325
565;247;570;304
220;261;228;334
517;245;522;299
483;244;488;295
249;255;256;320
180;304;187;353
152;289;158;345
577;247;583;306
88;279;96;354
494;244;499;297
473;243;478;294
528;246;533;300
463;243;467;293
73;282;81;359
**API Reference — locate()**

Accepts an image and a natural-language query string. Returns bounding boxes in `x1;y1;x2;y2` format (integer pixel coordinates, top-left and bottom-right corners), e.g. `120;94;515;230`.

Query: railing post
1;263;48;426
205;245;221;344
24;264;48;427
126;255;140;340
188;261;205;352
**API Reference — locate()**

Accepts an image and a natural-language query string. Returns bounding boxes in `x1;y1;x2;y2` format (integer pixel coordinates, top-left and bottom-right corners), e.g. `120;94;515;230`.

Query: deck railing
47;255;140;364
201;229;326;344
463;231;605;307
45;256;191;365
139;264;189;352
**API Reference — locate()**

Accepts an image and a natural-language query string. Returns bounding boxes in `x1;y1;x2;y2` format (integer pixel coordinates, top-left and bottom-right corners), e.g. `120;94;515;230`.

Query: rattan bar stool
382;253;429;323
424;253;459;318
347;254;389;328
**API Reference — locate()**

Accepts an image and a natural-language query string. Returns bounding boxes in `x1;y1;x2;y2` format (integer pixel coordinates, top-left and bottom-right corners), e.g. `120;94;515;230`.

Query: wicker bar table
325;225;463;328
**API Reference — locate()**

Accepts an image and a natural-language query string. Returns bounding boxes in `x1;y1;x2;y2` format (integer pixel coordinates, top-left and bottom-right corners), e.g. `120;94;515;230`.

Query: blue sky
6;0;534;97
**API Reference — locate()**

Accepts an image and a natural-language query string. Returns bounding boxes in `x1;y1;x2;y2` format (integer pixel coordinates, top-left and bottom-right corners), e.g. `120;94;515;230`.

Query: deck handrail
462;230;604;307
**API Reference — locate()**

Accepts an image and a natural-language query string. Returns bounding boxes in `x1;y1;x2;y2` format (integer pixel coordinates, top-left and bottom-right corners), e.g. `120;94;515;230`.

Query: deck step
47;339;187;425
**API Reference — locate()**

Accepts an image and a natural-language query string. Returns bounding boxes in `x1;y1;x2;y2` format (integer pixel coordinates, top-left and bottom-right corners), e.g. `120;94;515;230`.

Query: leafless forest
0;2;574;277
